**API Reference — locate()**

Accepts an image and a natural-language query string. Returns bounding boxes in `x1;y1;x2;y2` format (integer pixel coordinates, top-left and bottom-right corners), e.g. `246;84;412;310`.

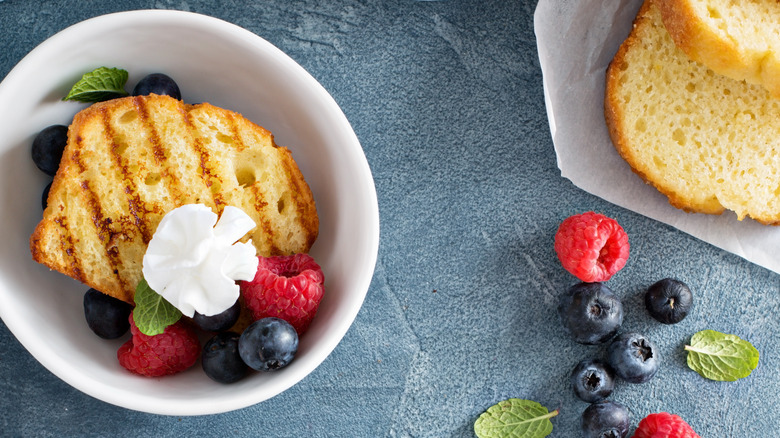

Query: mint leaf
474;399;558;438
64;66;129;102
132;278;181;336
685;329;759;381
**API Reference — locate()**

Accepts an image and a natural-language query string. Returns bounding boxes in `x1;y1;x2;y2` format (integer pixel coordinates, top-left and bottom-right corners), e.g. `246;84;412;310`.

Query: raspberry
117;314;200;377
633;412;701;438
239;253;325;336
554;212;629;283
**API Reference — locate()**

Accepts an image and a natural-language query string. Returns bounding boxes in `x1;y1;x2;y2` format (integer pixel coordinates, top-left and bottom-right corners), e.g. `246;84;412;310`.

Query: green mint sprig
63;66;129;103
474;399;558;438
685;329;759;381
132;278;181;336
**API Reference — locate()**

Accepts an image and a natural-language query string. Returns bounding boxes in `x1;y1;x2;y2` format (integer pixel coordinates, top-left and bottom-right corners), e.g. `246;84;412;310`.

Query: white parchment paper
534;0;780;275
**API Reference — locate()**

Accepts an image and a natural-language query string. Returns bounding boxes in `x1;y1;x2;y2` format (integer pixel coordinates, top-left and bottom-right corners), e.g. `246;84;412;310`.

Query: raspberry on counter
554;212;629;283
633;412;701;438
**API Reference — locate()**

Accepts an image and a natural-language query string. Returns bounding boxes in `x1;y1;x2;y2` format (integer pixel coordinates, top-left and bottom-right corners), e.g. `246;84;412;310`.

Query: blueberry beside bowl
558;282;624;345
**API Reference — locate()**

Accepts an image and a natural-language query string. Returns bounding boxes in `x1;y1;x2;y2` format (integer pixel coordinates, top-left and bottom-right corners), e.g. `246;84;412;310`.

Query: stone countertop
1;0;778;436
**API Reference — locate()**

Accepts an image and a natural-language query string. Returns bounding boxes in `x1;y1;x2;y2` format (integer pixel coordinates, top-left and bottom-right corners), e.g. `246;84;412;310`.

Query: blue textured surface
1;1;779;436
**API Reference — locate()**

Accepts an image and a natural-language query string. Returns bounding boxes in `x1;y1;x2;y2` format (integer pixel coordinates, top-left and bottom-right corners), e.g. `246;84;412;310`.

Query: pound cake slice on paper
656;0;780;98
31;95;318;303
604;0;780;225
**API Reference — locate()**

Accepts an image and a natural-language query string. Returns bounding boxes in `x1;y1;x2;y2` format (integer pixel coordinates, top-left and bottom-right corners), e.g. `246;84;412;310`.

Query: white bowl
0;10;378;415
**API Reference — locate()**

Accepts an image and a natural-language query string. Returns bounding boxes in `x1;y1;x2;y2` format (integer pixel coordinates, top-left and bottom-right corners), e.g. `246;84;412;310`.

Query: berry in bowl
0;10;378;415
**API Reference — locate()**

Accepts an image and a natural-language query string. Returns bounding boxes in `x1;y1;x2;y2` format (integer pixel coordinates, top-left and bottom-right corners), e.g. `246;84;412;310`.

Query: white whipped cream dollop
142;204;259;317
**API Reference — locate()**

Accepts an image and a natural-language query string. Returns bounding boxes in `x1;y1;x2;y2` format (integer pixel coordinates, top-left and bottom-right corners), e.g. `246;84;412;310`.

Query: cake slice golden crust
605;0;780;224
656;0;780;98
31;95;318;303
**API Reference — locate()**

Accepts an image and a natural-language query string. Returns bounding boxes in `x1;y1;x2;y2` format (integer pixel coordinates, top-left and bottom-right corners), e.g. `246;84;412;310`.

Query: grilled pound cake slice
31;95;318;303
656;0;780;98
605;0;780;224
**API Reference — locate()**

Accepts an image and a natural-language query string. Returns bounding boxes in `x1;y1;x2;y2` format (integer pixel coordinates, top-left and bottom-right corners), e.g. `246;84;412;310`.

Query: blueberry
132;73;181;100
42;181;52;210
570;359;615;403
202;332;248;384
83;288;133;339
581;401;630;438
192;299;241;332
239;317;298;371
558;282;623;345
645;278;693;324
31;125;68;176
607;332;660;384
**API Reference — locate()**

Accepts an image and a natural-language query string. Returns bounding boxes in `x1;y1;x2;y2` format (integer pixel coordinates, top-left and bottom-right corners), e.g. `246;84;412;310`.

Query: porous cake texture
657;0;780;97
605;0;780;224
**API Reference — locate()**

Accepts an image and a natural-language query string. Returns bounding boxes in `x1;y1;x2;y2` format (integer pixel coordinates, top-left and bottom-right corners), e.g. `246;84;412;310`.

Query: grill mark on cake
53;215;85;282
70;131;88;198
279;151;317;248
79;179;128;291
71;142;87;174
101;106;153;244
229;113;279;254
182;107;225;208
134;97;168;165
248;184;278;254
125;191;152;243
226;112;241;151
135;96;184;205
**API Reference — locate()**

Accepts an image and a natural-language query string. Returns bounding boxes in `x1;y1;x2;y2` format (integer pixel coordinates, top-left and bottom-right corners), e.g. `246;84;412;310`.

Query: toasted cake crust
656;0;780;98
605;0;780;225
31;95;318;303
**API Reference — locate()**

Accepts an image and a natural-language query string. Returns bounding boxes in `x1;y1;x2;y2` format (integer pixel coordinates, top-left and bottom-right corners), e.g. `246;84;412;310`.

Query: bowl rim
0;9;379;415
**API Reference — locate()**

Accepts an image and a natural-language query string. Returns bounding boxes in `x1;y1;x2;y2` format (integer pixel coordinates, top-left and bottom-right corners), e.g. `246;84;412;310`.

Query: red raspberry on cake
240;253;325;336
634;412;701;438
117;314;200;377
554;212;629;283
